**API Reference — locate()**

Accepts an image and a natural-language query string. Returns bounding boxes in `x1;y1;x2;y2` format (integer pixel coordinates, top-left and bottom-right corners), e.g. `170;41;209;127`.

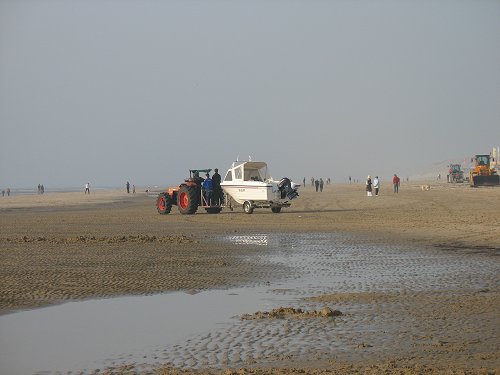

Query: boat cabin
223;161;272;183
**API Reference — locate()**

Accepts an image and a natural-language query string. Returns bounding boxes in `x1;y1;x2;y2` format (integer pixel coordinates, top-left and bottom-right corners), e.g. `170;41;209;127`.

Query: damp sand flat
0;233;498;374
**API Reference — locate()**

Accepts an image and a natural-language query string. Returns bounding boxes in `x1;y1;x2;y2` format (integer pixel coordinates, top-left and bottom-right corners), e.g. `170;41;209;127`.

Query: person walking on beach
41;184;44;194
315;179;319;192
311;177;314;187
126;181;130;194
38;184;41;194
319;178;324;192
85;183;90;194
303;177;306;187
393;174;400;193
366;176;373;196
373;176;380;196
132;184;136;194
1;189;4;197
6;188;10;196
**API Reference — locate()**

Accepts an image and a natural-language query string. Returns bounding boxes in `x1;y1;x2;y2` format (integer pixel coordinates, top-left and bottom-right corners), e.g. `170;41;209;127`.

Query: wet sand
0;181;499;374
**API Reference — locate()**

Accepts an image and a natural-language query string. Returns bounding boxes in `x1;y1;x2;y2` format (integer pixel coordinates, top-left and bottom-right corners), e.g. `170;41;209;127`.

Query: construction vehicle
469;155;499;187
447;164;464;183
156;169;223;215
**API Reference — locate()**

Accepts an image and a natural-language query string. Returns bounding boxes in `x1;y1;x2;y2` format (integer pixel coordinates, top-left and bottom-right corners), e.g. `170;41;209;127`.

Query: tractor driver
202;173;213;206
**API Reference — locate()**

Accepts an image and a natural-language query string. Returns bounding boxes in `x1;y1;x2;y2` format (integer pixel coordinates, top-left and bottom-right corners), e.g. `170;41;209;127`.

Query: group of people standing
365;174;401;196
304;177;330;192
201;168;222;206
1;188;10;197
37;184;45;194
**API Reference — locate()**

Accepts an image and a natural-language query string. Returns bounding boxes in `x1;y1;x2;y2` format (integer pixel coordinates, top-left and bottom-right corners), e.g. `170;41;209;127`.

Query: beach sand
0;181;499;374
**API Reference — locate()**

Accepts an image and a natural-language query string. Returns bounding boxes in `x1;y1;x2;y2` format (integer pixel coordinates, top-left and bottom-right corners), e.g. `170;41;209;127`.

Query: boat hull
221;183;281;205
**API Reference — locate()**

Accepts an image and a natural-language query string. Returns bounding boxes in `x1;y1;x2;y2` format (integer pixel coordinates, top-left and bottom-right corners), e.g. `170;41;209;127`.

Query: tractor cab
187;169;212;186
469;154;499;187
474;155;490;167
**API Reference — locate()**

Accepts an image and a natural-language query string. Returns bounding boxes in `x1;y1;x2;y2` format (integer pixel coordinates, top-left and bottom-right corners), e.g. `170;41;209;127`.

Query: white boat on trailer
220;161;299;214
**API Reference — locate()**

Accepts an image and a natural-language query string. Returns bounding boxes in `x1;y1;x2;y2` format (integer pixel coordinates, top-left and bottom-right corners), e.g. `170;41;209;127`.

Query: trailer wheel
243;201;254;214
157;193;172;214
271;207;281;213
205;207;222;214
177;185;198;214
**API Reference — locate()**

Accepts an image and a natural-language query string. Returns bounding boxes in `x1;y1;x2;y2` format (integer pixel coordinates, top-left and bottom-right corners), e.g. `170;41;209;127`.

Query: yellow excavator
469;154;499;187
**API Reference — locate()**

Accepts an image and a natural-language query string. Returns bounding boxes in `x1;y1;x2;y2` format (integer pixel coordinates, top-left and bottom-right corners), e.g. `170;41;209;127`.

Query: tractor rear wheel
205;207;222;214
177;185;198;214
157;193;172;214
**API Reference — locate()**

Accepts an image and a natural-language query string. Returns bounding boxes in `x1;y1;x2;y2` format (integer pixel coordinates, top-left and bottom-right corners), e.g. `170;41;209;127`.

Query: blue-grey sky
1;0;499;188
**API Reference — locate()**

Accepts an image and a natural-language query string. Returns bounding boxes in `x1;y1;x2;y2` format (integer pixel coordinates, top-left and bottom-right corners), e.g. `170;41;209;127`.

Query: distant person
349;176;352;184
212;168;222;205
1;189;4;197
373;176;380;196
315;179;319;192
366;176;373;197
319;178;324;192
202;173;213;205
126;181;130;194
38;184;41;194
393;174;400;193
132;184;136;194
6;188;10;196
311;177;314;187
303;177;306;187
85;182;90;194
41;184;44;194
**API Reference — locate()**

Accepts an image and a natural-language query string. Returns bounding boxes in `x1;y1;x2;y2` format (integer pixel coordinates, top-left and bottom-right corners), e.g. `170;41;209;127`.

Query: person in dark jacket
366;176;373;196
212;168;222;205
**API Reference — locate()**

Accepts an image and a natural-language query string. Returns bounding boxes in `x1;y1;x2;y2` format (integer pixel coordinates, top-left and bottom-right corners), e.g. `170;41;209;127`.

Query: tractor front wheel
157;193;172;215
177;185;199;214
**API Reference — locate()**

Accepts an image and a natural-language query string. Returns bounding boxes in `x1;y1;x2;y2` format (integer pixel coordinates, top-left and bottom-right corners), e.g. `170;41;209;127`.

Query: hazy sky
1;0;499;188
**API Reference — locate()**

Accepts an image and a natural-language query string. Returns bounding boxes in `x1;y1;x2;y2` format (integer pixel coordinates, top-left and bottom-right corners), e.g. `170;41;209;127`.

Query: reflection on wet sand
0;232;498;374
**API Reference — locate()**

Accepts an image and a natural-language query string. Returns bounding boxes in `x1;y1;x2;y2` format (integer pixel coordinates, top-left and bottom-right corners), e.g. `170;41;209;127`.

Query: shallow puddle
0;232;497;374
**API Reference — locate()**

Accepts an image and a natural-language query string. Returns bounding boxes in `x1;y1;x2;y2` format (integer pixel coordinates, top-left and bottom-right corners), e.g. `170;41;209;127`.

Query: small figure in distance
132;184;136;194
393;174;400;193
366;176;373;197
85;182;90;194
319;178;324;192
7;188;10;196
315;179;320;192
373;176;380;196
126;181;130;194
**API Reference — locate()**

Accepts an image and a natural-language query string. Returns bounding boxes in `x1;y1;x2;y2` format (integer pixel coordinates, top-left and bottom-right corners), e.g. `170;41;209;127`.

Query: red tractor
156;169;223;215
